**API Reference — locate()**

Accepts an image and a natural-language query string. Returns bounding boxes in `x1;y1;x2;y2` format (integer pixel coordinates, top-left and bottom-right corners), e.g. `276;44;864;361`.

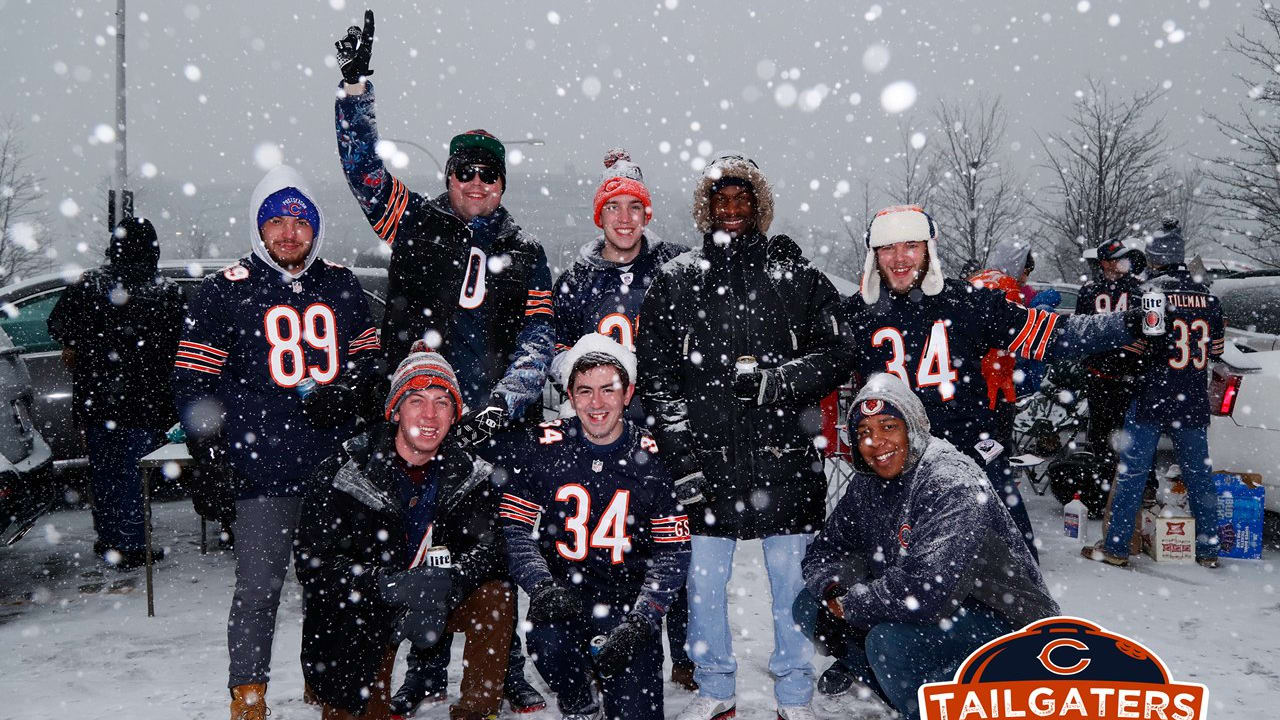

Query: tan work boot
230;683;269;720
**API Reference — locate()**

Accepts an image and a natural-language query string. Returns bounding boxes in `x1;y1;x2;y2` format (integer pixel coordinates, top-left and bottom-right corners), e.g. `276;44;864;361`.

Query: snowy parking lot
3;489;1276;719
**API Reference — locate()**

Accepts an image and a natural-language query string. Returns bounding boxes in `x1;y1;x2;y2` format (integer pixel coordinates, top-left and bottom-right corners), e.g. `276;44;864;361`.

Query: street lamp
384;137;547;175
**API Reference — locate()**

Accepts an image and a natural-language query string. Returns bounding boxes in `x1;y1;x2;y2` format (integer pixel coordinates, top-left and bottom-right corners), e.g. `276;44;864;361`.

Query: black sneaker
817;662;855;697
105;546;168;570
504;673;547;713
388;674;447;718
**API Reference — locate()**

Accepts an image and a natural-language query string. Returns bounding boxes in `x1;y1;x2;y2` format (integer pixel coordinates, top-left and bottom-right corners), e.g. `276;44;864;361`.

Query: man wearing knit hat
842;205;1159;581
296;346;515;720
1082;217;1224;570
333;12;552;711
638;153;853;720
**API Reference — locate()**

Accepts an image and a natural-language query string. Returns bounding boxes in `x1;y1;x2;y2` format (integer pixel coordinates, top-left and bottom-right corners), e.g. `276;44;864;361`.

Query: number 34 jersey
492;417;691;624
173;254;382;495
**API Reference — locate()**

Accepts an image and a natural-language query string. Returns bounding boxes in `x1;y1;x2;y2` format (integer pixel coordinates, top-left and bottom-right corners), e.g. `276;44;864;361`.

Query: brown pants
320;646;396;720
444;579;515;719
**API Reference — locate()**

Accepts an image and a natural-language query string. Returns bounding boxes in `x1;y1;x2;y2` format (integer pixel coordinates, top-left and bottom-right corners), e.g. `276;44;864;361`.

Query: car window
0;289;63;353
1220;285;1280;335
1056;289;1078;313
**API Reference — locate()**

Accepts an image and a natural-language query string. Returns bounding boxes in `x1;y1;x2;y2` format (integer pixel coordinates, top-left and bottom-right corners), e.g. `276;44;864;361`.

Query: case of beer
1141;508;1196;564
1213;471;1265;560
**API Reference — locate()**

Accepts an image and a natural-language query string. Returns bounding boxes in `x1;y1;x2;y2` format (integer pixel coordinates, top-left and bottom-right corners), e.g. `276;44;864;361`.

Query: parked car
1027;281;1080;315
0;324;56;545
0;260;389;476
1203;280;1280;513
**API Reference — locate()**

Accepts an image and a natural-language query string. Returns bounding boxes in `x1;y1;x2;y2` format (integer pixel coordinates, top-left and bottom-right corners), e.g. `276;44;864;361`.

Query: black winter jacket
47;259;185;429
294;425;506;714
637;231;853;539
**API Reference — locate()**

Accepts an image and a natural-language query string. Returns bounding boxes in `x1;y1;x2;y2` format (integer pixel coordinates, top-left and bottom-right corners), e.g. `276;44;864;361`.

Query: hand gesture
335;10;375;84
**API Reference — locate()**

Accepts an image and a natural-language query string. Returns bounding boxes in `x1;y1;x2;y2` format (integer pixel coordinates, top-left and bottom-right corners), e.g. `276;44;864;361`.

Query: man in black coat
295;348;512;720
47;217;186;569
637;154;853;720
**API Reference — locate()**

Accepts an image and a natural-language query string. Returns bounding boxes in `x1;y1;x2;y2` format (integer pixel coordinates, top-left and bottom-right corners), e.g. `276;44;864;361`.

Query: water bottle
1064;492;1088;545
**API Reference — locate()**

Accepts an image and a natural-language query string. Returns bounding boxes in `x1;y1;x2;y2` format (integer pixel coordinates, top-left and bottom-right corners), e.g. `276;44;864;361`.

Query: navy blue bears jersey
847;278;1130;451
552;237;688;353
1077;273;1145;378
1128;269;1224;427
173;254;381;496
492;417;690;625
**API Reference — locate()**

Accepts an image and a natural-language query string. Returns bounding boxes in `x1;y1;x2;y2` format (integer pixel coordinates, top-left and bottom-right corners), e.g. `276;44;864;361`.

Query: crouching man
295;348;513;720
794;373;1060;720
494;334;691;720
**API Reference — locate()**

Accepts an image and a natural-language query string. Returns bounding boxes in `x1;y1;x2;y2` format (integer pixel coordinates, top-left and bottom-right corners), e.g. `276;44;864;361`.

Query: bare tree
1161;164;1218;257
1203;2;1280;267
930;97;1024;274
1034;79;1173;282
0;118;52;282
884;117;939;208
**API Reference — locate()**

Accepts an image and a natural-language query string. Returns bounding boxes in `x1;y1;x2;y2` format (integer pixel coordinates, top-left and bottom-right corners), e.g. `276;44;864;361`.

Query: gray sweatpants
227;495;302;688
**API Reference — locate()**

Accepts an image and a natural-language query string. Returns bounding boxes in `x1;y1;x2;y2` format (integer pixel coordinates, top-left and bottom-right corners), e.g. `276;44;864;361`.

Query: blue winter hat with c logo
256;186;320;233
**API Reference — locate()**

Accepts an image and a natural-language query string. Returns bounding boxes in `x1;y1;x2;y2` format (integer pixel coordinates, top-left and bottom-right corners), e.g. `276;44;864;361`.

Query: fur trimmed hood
691;153;775;235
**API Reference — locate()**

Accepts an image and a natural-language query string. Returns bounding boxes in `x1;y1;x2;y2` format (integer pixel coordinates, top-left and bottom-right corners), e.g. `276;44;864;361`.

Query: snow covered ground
3;488;1277;719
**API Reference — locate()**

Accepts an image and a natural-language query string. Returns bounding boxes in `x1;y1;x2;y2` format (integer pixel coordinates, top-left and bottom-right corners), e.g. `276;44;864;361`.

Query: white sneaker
776;704;819;720
676;694;737;720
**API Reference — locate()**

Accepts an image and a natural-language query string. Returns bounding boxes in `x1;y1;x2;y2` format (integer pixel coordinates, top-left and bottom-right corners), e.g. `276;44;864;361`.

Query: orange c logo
1037;638;1091;676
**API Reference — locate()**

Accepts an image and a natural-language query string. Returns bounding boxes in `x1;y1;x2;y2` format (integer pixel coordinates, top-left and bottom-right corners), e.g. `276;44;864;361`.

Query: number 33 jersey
173;254;381;494
492;417;691;622
1128;270;1224;427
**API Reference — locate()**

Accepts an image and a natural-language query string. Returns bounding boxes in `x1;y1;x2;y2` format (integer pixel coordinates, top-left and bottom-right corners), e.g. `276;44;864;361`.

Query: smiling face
709;184;757;238
600;193;649;263
875;241;929;295
856;414;910;479
259;216;315;273
569;364;634;445
393;387;457;462
447;165;504;221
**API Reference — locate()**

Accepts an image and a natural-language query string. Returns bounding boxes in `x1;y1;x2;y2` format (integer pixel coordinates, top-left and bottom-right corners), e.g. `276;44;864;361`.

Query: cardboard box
1141;509;1196;563
1213;472;1266;560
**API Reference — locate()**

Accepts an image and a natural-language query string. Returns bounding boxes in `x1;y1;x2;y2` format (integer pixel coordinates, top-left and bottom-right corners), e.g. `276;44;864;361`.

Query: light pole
112;0;128;229
384;137;546;176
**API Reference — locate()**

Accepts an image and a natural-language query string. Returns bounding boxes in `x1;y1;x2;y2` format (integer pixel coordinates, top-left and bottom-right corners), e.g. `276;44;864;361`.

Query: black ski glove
454;393;510;448
674;470;706;506
302;383;358;429
186;435;236;526
594;613;654;680
1123;307;1165;338
525;580;581;625
334;10;375;85
733;367;787;406
377;565;453;608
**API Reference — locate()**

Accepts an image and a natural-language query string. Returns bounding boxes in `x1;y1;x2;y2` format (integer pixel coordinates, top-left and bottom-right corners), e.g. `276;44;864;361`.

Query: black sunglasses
454;164;502;185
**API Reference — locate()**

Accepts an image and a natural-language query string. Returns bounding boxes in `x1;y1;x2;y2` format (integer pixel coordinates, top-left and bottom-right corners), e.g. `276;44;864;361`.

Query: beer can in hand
735;355;758;375
1141;290;1166;336
590;634;608;656
423;546;452;569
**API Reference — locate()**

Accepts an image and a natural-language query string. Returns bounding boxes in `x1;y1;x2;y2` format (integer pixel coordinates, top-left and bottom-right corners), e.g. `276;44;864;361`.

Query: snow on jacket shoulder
802;373;1059;629
636;231;853;539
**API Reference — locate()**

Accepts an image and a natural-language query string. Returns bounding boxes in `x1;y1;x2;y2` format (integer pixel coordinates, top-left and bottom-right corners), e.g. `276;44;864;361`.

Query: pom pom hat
859;204;945;304
592;148;653;228
385;343;464;421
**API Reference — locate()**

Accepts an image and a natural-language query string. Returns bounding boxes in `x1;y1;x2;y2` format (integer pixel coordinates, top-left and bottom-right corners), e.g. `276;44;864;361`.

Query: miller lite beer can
423;546;452;569
735;355;758;375
1141;290;1166;336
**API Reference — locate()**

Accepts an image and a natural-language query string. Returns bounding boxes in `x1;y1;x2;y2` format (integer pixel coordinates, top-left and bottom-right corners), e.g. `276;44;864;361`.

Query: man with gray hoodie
795;373;1059;720
174;165;384;720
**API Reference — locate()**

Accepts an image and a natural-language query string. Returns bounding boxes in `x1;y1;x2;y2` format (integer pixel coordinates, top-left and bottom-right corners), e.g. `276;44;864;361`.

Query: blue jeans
687;534;814;706
1104;406;1219;561
526;589;664;720
85;425;163;554
982;455;1038;563
793;589;1013;720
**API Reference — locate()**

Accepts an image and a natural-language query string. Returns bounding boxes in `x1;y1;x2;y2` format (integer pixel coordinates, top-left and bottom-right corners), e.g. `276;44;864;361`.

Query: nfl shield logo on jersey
620;272;634;286
592;459;604;473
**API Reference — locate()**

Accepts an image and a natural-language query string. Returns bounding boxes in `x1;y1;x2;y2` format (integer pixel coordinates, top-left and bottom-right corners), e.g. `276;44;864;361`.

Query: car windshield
1220;284;1280;335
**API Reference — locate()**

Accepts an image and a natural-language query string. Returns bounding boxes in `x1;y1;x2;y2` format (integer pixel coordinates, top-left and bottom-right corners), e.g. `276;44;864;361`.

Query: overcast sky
1;0;1260;267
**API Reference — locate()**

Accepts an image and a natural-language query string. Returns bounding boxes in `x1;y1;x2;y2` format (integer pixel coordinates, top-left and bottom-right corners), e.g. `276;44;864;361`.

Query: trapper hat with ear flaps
859;205;944;304
691;153;775;235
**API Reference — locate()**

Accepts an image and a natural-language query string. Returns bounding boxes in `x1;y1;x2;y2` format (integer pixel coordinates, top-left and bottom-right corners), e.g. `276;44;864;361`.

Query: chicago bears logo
860;399;885;416
223;264;249;281
897;523;911;548
918;617;1207;720
603;177;626;193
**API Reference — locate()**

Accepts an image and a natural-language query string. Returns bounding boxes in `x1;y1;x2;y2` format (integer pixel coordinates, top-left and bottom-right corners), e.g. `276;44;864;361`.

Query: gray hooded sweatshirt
801;373;1060;629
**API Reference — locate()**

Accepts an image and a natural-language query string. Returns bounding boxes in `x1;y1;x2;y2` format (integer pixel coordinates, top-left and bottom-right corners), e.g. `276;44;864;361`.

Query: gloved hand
674;470;706;506
186;435;236;526
302;383;358;429
594;613;654;680
525;580;581;625
334;10;375;85
1123;307;1164;337
822;582;848;620
1030;287;1062;310
453;393;510;447
377;565;453;608
732;367;786;406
